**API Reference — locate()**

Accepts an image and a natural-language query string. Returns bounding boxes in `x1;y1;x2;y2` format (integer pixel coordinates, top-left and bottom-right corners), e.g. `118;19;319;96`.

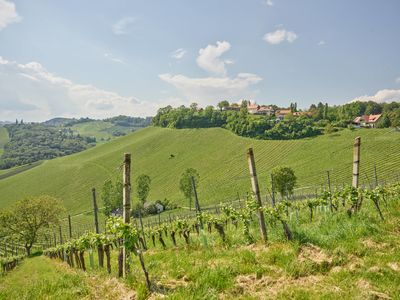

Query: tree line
152;100;400;140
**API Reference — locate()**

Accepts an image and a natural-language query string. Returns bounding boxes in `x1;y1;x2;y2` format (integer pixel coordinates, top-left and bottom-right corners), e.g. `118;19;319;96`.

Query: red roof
353;114;381;124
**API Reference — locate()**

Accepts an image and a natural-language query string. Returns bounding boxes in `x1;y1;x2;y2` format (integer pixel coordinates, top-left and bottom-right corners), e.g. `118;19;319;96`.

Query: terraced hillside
0;127;399;213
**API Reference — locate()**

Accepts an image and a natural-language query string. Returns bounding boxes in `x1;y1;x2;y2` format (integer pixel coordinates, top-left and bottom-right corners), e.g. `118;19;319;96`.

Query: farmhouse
353;114;382;128
275;109;292;121
247;102;274;115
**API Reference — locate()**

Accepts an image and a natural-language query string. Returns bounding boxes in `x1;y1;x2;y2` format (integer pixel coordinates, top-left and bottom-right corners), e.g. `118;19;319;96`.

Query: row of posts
44;137;363;276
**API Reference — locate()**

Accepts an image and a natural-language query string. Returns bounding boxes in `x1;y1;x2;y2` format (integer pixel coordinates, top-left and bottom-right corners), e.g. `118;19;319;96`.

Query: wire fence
2;131;400;256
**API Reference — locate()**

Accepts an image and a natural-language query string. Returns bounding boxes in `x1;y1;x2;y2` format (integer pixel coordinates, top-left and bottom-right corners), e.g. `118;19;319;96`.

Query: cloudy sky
0;0;399;121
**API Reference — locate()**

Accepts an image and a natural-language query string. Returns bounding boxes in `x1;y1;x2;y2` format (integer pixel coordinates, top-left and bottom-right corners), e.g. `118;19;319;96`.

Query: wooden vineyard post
352;137;361;188
247;148;268;242
59;226;64;261
270;173;276;207
92;187;103;268
92;188;100;234
190;176;201;219
327;170;333;212
122;153;131;278
374;164;378;187
68;214;72;239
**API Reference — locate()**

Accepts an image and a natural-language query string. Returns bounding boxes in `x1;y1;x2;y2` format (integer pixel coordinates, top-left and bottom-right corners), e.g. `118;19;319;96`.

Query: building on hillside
353;114;382;128
247;102;274;115
275;109;292;121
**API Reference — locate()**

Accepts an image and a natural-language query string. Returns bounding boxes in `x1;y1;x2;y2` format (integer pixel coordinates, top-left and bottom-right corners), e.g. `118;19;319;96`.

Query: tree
0;196;65;255
179;168;200;210
217;100;230;111
101;178;123;216
271;166;297;198
324;123;334;134
136;174;151;205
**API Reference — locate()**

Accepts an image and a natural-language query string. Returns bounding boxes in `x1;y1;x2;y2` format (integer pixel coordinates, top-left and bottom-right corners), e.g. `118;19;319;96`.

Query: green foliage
271;166;297;198
136;174;151;205
101;178;123;216
0;124;94;169
179;168;200;204
0;196;65;255
0;127;399;213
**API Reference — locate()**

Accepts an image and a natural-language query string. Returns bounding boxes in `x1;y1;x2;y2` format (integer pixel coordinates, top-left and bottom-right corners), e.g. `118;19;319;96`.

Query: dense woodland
152;100;400;140
0;123;95;169
0;116;152;169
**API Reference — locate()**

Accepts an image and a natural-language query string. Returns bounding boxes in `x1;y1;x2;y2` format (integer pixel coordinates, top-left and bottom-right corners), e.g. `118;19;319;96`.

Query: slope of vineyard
0;127;399;213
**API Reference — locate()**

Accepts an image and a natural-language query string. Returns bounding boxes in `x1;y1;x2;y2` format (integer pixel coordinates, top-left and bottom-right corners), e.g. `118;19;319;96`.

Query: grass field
71;120;136;142
3;197;399;299
0;126;9;164
0;127;399;214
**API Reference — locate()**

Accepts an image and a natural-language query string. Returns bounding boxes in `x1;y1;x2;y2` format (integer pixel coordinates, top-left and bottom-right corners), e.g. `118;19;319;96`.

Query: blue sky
0;0;399;121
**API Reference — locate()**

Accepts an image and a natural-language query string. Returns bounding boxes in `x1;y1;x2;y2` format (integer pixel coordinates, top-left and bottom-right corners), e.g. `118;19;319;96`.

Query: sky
0;0;400;121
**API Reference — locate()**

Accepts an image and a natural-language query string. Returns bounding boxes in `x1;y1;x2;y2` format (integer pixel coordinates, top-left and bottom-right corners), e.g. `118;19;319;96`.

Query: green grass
44;197;400;299
71;120;135;142
0;126;9;163
0;256;90;299
0;127;399;214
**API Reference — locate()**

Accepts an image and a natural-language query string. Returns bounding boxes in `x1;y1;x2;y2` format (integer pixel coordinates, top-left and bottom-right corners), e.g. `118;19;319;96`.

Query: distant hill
42;117;79;126
0;127;399;213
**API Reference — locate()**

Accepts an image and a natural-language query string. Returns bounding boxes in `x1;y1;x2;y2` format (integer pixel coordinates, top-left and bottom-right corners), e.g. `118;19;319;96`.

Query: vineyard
0;127;400;214
1;130;400;299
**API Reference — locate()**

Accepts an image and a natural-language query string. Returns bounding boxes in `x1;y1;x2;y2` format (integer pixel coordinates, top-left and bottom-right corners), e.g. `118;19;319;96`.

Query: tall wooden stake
247;148;268;242
352;137;361;188
68;214;72;239
270;173;276;207
374;164;378;187
92;187;104;267
191;176;202;229
122;153;131;278
92;188;100;234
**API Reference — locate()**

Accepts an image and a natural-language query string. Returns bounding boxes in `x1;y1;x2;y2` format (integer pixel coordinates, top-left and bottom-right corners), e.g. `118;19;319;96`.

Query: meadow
0;127;399;214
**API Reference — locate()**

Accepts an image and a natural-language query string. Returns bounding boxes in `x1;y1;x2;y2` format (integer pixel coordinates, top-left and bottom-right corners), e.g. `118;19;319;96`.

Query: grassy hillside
71;120;144;143
0;126;9;161
0;127;399;213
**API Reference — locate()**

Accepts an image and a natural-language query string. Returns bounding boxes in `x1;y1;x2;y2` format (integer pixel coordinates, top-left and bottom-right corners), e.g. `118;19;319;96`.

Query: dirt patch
85;277;136;300
362;239;389;250
356;279;391;299
387;262;399;272
298;243;332;265
230;274;324;298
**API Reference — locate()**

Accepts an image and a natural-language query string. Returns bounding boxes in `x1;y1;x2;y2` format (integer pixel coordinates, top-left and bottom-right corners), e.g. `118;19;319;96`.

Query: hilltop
0;126;399;213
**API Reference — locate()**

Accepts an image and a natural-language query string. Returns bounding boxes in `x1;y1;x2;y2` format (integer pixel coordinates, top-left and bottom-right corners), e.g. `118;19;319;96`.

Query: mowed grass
0;256;90;299
0;127;399;213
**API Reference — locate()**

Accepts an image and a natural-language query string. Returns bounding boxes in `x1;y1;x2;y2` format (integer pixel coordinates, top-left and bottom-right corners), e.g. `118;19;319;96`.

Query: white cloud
0;0;21;30
104;53;124;64
263;0;274;6
350;89;400;103
159;73;262;105
263;29;298;45
318;40;325;46
112;17;135;35
171;48;187;59
0;56;154;121
196;41;231;75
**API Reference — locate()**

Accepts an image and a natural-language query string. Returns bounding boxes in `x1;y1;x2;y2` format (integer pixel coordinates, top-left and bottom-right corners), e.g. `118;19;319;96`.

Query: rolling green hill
0;127;399;213
0;126;9;157
71;120;133;142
